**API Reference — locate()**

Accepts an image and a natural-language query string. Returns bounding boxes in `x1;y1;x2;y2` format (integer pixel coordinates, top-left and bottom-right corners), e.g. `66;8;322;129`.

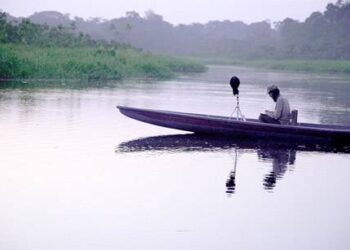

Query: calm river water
1;65;350;250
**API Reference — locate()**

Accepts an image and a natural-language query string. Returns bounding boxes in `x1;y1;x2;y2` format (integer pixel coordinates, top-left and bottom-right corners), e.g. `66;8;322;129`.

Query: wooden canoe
117;105;350;144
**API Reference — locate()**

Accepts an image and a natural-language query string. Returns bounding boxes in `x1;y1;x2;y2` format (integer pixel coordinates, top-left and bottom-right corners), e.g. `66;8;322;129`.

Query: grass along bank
0;44;206;80
243;60;350;74
192;57;350;74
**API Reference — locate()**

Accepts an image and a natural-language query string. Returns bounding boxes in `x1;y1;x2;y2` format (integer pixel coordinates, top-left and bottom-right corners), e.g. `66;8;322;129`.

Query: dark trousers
259;113;280;124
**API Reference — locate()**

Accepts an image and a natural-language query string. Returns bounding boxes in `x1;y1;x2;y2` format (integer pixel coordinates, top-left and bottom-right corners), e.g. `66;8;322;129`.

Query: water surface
1;66;350;250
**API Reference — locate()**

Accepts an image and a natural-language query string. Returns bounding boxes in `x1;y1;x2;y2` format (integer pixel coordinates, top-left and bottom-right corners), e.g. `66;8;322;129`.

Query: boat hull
117;106;350;144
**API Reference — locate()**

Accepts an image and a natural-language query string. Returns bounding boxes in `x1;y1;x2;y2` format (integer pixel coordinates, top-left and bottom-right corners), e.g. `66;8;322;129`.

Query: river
1;65;350;249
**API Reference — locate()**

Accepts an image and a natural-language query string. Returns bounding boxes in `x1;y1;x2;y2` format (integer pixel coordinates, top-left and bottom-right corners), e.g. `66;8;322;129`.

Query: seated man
259;85;291;125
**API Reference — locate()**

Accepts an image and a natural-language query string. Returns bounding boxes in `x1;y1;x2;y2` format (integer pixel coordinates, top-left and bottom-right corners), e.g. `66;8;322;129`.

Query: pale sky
0;0;335;24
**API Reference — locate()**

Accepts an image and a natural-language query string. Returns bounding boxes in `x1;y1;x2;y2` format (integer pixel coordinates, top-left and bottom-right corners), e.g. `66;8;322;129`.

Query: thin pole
230;95;246;121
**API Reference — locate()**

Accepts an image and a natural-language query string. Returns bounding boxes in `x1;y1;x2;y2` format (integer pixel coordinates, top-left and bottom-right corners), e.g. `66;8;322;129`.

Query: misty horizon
0;0;335;25
0;7;330;27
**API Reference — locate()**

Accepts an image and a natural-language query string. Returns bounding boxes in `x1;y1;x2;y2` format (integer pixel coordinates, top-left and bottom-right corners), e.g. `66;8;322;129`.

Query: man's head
267;84;280;102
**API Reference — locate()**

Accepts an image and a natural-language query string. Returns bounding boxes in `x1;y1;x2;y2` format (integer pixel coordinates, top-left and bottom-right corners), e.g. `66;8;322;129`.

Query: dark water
1;66;350;250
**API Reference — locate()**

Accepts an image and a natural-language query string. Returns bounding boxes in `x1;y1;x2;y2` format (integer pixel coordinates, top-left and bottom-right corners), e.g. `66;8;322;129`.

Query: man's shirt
274;95;291;124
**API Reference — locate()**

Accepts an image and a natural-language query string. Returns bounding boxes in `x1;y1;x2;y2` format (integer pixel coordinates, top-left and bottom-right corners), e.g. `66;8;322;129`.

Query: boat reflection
118;133;350;154
117;134;350;193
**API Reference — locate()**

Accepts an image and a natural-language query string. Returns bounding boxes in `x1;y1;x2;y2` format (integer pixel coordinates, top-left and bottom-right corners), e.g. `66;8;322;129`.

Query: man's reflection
225;147;296;194
258;148;296;190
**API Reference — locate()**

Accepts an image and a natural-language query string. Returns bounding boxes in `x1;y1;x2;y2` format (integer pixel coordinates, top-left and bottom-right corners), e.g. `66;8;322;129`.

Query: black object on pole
229;76;245;120
230;76;240;96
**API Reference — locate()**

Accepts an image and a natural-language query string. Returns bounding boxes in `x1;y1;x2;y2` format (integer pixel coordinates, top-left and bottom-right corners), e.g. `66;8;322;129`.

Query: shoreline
192;57;350;75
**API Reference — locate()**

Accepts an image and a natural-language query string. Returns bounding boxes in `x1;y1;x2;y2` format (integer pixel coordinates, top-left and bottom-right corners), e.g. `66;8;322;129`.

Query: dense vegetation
1;1;350;77
18;1;350;60
0;13;206;80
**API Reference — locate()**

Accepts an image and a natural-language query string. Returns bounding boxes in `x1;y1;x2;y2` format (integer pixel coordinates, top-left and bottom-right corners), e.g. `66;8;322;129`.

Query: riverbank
243;60;350;74
0;44;206;80
193;57;350;74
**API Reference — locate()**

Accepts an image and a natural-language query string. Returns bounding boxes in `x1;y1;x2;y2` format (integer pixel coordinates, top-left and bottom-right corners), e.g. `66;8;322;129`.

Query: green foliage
0;44;206;80
0;13;97;47
0;45;33;78
158;56;207;73
0;13;206;80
